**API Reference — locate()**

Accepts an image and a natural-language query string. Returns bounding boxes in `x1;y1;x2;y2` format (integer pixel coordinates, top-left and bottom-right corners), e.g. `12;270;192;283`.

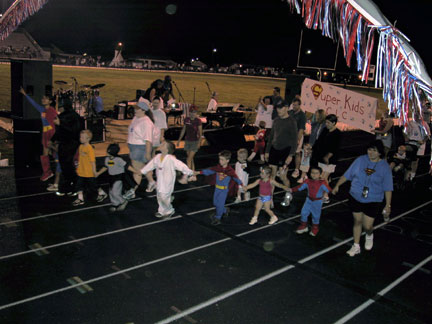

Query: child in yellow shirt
72;130;107;206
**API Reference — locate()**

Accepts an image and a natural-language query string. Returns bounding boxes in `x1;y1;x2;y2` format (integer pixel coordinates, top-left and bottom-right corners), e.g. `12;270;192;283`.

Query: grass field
0;63;387;116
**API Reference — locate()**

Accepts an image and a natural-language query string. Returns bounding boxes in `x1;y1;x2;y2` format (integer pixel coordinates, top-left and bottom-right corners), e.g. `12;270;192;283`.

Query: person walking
332;140;393;257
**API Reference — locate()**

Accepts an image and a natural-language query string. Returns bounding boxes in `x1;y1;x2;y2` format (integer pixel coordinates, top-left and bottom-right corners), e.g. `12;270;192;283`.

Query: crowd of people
22;81;432;258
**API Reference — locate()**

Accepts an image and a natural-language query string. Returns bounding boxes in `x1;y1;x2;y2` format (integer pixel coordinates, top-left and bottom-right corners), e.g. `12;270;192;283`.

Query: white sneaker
249;216;258;225
364;234;374;251
47;184;58;192
234;196;241;204
346;244;361;257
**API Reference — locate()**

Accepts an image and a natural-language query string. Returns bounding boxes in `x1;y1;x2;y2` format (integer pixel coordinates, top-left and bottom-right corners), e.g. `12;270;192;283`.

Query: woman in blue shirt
333;140;393;257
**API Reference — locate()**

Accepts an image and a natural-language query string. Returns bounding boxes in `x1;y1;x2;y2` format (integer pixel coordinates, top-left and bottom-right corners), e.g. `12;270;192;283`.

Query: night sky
13;0;432;73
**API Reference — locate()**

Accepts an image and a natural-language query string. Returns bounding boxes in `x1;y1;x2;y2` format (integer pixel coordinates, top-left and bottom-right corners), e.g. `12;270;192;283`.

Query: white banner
300;78;377;133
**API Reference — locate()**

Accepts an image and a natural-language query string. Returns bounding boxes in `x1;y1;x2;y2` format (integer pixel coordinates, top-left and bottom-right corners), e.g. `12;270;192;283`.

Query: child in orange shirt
72;130;107;206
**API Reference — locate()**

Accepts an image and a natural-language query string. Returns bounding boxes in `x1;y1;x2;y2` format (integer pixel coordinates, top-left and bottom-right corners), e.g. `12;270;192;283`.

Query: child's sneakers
234;196;242;204
146;181;157;192
346;244;361;257
309;224;319;236
123;188;136;200
116;200;128;211
47;183;58;192
268;215;278;225
249;216;258;225
96;192;108;203
296;222;309;234
72;199;84;206
364;234;374;250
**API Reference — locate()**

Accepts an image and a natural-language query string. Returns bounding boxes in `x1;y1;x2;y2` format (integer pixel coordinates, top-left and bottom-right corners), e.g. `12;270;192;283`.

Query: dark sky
14;0;432;73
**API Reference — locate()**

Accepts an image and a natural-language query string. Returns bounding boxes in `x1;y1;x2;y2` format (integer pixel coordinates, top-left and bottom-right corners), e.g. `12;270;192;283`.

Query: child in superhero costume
195;150;244;225
289;166;331;236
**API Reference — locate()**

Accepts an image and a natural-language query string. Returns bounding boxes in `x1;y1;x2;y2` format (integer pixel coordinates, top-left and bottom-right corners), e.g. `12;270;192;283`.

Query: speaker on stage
10;60;52;174
85;117;106;143
204;127;246;151
285;74;307;104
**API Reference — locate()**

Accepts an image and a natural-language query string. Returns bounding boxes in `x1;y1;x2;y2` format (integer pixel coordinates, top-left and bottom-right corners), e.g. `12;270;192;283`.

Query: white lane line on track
0;189;345;260
0;199;429;312
154;199;432;324
0;200;346;310
333;254;432;324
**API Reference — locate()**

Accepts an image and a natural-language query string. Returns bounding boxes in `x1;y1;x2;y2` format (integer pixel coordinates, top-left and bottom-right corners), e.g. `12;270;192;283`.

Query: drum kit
54;79;105;116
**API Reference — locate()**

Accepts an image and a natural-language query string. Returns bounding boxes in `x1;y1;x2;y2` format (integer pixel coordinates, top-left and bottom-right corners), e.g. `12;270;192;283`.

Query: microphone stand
193;87;196;105
172;81;186;102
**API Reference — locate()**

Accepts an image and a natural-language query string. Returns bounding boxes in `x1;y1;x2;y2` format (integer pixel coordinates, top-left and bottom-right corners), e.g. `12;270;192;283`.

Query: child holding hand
245;165;289;225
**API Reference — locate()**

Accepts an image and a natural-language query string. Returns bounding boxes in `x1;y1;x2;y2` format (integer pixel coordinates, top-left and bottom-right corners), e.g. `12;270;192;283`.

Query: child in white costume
235;148;250;203
141;140;193;218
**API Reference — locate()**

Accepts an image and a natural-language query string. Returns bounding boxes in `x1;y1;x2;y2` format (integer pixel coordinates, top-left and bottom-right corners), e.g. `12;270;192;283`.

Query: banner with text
301;78;377;133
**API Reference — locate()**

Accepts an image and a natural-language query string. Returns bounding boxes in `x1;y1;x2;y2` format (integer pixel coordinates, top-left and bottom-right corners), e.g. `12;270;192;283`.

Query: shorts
128;144;149;163
376;133;392;149
184;140;200;153
318;162;336;174
348;194;382;218
296;136;304;153
268;146;292;167
253;141;265;154
259;195;272;203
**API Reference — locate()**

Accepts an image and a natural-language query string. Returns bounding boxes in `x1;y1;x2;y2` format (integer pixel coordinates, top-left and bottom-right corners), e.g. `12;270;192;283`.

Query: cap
135;97;150;111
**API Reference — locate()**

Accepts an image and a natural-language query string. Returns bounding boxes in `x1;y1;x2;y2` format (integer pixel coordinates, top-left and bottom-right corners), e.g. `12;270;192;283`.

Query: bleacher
0;28;50;61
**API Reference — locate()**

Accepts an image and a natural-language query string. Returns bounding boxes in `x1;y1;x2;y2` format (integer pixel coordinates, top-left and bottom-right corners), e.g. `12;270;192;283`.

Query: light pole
212;48;217;69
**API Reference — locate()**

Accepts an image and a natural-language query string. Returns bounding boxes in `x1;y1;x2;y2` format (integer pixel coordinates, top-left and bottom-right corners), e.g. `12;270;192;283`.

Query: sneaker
211;216;221;225
249;216;258;225
223;207;230;219
67;192;78;197
116;200;128;211
322;197;330;204
72;199;84;206
146;181;157;193
296;222;309;234
309;224;319;236
123;188;136;200
234;196;242;204
55;191;65;197
364;234;374;251
291;169;300;178
47;184;58;192
40;172;54;182
162;210;175;219
268;215;278;225
155;212;163;218
109;206;117;212
96;193;108;203
346;244;361;257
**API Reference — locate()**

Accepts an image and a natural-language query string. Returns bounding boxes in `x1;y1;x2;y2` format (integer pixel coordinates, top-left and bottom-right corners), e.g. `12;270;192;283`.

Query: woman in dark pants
51;101;83;195
333;140;393;257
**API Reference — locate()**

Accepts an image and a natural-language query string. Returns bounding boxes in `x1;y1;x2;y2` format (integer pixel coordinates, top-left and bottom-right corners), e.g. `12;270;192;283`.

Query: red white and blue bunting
286;0;432;129
0;0;49;41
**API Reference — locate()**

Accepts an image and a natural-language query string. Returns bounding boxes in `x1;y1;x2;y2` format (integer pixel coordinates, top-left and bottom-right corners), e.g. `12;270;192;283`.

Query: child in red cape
195;150;245;225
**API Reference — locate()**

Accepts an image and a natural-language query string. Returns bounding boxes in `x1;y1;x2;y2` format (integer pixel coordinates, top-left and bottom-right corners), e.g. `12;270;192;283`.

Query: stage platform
0;130;431;324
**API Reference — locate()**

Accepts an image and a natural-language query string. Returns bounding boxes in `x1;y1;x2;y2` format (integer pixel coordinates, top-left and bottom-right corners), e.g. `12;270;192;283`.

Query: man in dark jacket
51;100;83;195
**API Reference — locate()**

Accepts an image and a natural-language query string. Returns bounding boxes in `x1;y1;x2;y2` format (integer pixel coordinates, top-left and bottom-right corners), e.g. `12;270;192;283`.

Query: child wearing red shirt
248;121;266;164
